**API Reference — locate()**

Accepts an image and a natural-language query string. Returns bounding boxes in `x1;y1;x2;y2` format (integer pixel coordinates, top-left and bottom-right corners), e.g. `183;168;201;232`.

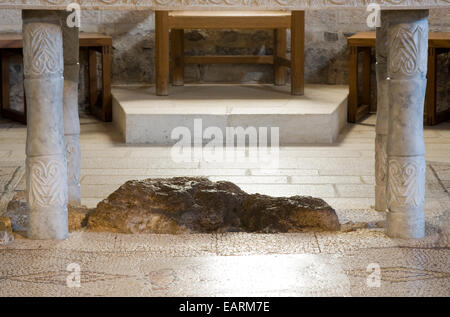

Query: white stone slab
112;84;348;145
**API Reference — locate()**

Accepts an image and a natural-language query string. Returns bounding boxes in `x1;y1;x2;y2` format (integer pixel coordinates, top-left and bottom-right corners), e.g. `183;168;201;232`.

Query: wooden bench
0;32;112;123
155;11;305;96
348;31;450;125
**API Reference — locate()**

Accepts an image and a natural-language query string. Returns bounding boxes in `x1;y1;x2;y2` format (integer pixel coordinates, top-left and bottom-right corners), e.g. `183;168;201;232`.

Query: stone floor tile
290;175;363;184
81;185;122;198
249;168;319;176
335;208;384;224
209;175;288;184
335;184;375;198
81;198;101;208
324;197;375;209
0;252;352;296
315;229;399;254
341;248;450;296
237;184;336;197
81;175;153;185
215;233;320;256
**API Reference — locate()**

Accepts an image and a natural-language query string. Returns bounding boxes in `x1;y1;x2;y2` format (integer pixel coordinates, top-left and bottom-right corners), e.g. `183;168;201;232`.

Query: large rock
240;194;340;232
88;177;340;233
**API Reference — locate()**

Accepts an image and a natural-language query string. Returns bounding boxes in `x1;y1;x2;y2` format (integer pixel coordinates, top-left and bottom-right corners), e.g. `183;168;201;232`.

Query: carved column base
26;155;68;240
386;156;426;239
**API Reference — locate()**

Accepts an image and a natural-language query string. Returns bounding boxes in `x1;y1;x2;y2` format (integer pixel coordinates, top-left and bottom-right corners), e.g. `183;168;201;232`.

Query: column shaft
23;10;68;239
385;10;428;239
375;15;389;211
60;12;81;206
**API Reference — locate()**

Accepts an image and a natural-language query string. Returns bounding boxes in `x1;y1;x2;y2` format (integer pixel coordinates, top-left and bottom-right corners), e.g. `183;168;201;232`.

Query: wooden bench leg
274;28;286;86
425;47;436;125
88;48;98;113
102;45;112;122
0;50;27;124
156;11;170;96
171;29;184;86
362;47;372;112
290;11;305;95
348;46;359;123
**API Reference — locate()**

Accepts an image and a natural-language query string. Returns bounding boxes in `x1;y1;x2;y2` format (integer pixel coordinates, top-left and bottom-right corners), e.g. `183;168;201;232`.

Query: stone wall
0;8;449;113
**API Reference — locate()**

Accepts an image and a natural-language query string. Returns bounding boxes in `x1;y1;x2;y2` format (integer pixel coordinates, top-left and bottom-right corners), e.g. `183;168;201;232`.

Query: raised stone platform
112;84;348;145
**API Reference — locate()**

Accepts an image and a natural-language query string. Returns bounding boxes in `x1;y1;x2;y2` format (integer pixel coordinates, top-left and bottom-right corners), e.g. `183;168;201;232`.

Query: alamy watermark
66;263;81;288
66;3;81;28
366;263;381;288
171;118;280;168
366;4;381;28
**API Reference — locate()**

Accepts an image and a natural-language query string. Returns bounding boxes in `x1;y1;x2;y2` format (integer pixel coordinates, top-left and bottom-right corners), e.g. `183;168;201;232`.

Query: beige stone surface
112;84;348;144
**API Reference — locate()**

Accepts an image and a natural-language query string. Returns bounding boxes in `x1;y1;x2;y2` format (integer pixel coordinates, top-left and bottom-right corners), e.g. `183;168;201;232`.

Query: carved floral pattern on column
23;23;63;77
387;157;425;208
29;158;67;208
389;24;427;76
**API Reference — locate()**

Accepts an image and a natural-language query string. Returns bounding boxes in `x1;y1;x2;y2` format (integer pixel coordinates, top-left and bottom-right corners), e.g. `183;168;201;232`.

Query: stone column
23;10;68;240
60;12;81;206
385;10;428;239
374;15;389;211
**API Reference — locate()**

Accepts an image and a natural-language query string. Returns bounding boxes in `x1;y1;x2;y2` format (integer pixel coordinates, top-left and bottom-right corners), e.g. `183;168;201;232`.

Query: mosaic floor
0;114;449;296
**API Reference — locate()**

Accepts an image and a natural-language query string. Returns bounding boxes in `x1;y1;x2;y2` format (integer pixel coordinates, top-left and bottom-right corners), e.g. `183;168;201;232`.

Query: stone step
112;84;348;145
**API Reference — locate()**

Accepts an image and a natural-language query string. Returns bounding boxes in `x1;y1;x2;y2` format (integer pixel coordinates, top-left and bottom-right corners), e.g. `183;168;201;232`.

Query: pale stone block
290;176;363;184
336;184;375;198
112;85;348;145
238;184;336;198
250;168;319;176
